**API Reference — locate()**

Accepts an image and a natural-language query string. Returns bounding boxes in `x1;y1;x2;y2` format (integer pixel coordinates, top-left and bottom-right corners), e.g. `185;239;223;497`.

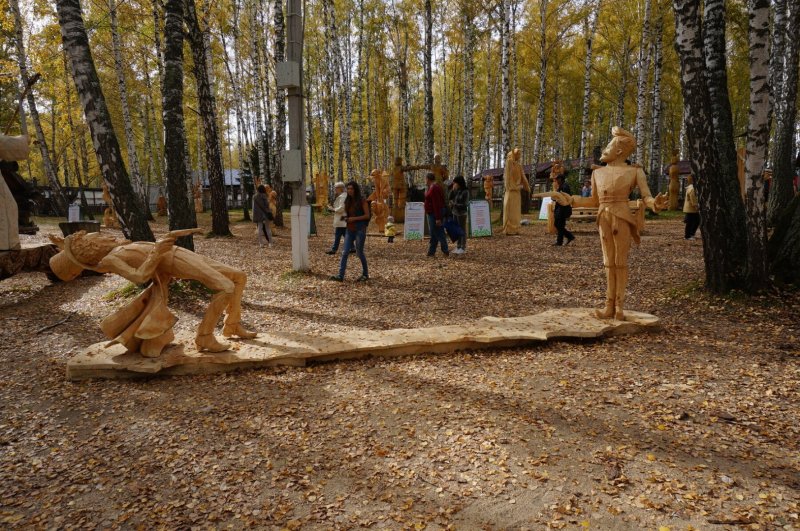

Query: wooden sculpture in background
483;174;493;203
390;158;408;222
156;194;167;216
0;134;31;251
193;182;204;213
268;189;278;218
550;159;566;191
48;229;257;357
501;148;529;235
430;153;449;186
668;149;681;210
368;169;390;232
102;181;120;229
314;173;329;210
534;127;667;320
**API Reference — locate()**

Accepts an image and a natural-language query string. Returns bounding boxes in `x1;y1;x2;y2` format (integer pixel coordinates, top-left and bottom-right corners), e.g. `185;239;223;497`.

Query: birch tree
579;1;600;174
647;18;663;193
423;0;434;162
55;0;154;241
632;0;652;164
161;0;195;249
109;0;149;215
460;1;476;179
184;0;230;237
672;0;747;292
272;0;286;226
743;0;771;289
500;0;511;157
532;0;549;166
767;0;800;225
10;0;68;216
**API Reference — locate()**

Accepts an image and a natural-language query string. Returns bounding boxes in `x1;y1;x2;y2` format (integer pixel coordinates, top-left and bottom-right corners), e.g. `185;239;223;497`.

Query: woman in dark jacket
448;175;469;254
330;181;370;281
252;184;273;247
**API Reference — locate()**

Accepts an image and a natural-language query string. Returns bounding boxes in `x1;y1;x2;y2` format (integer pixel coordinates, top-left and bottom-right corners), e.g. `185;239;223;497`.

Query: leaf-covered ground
1;213;798;530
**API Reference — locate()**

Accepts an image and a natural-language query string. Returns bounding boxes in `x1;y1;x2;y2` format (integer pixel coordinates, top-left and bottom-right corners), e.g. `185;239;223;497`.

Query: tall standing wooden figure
534;127;667;320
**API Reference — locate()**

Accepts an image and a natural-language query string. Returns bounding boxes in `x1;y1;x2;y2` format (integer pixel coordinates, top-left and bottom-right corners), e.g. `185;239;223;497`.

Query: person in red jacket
424;172;449;257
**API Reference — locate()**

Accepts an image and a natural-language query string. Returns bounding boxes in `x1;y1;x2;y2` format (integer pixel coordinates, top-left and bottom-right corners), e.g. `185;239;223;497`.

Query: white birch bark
532;0;549;166
744;0;771;287
579;2;600;172
109;0;146;205
648;21;663;193
633;0;652;164
500;0;511;156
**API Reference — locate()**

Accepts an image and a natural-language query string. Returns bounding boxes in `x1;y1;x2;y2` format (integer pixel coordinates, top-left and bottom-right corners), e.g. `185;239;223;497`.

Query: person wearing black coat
553;175;575;246
253;184;273;247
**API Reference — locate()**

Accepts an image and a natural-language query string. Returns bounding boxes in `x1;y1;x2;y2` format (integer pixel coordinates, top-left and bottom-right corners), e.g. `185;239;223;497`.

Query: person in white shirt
325;182;348;255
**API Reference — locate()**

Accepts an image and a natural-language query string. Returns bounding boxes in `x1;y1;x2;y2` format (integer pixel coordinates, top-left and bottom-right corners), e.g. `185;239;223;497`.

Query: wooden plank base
66;308;660;381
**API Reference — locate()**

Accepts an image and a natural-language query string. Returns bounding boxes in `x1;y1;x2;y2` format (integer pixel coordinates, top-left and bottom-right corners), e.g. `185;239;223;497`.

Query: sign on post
538;196;553;220
403;202;425;240
468;200;492;237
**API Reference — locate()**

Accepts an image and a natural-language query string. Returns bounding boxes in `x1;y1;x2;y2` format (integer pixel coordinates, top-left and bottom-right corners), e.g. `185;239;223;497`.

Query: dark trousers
455;214;467;249
684;213;700;239
555;216;574;245
330;227;346;251
426;214;449;255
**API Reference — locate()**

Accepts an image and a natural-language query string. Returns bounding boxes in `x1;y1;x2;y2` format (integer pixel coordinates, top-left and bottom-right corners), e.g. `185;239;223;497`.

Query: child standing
385;216;396;243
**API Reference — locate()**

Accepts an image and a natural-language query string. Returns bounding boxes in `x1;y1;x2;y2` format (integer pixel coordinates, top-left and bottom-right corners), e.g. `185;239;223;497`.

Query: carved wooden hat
49;249;84;282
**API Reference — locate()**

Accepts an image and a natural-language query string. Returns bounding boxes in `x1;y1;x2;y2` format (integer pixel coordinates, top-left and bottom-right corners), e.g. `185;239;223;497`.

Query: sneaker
325;250;336;255
454;248;465;255
356;275;369;282
329;275;343;282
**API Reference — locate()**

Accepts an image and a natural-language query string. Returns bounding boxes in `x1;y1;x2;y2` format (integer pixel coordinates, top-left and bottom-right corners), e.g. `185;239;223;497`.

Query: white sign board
468;200;492;237
403;202;425;240
538;196;553;220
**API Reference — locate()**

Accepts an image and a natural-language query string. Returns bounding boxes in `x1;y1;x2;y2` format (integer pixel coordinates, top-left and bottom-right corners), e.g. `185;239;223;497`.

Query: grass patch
169;279;212;298
279;269;314;283
104;282;144;301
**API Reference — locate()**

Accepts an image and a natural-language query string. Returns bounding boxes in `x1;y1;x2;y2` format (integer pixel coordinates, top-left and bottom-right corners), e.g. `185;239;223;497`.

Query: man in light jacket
326;182;348;255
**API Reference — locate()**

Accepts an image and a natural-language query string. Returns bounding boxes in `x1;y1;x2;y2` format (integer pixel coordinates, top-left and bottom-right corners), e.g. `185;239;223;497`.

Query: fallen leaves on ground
0;214;798;529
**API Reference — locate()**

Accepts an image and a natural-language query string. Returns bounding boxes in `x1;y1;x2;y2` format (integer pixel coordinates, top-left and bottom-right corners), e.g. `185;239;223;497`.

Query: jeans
455;214;467;249
338;228;368;278
555;216;574;245
427;214;449;255
330;227;346;251
684;213;700;239
256;221;272;245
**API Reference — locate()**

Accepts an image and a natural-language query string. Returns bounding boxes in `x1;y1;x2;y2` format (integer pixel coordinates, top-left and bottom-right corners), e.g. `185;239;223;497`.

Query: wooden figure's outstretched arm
634;168;668;212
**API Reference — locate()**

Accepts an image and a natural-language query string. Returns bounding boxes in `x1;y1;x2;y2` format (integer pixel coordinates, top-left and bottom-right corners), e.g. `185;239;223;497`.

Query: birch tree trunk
767;0;800;225
633;0;652;164
272;0;286;226
579;2;600;175
109;0;149;217
423;0;434;162
10;0;68;216
532;0;548;167
63;49;93;219
647;20;663;193
672;0;747;293
615;36;632;126
184;0;230;236
461;2;475;180
500;0;511;157
703;0;738;204
160;0;195;249
743;0;771;289
56;0;154;241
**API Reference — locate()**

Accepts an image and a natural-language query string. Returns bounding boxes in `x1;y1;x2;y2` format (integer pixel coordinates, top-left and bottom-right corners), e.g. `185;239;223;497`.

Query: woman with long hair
449;175;469;254
330;181;370;281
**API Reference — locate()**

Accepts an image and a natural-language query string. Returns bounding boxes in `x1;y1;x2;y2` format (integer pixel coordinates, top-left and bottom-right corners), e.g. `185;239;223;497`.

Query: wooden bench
547;199;645;235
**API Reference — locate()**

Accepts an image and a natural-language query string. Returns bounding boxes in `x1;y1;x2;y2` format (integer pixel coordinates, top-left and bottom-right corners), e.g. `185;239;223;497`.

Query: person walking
330;181;370;282
326;181;347;254
252;184;273;247
553;174;575;246
683;174;700;240
448;175;469;254
424;172;449;257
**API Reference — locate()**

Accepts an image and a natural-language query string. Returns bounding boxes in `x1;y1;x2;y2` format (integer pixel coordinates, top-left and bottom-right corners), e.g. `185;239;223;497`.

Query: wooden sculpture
156;194;167;217
550;159;565;191
431;153;449;186
534;127;667;320
102;182;120;229
48;229;257;357
483;174;493;203
193;182;204;213
368;169;390;232
668;149;680;210
268;189;278;218
501;148;529;235
0;135;30;251
314;173;329;210
391;158;409;222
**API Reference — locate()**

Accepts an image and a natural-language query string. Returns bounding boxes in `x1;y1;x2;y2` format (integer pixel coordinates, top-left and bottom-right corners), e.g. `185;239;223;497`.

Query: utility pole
277;0;309;270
